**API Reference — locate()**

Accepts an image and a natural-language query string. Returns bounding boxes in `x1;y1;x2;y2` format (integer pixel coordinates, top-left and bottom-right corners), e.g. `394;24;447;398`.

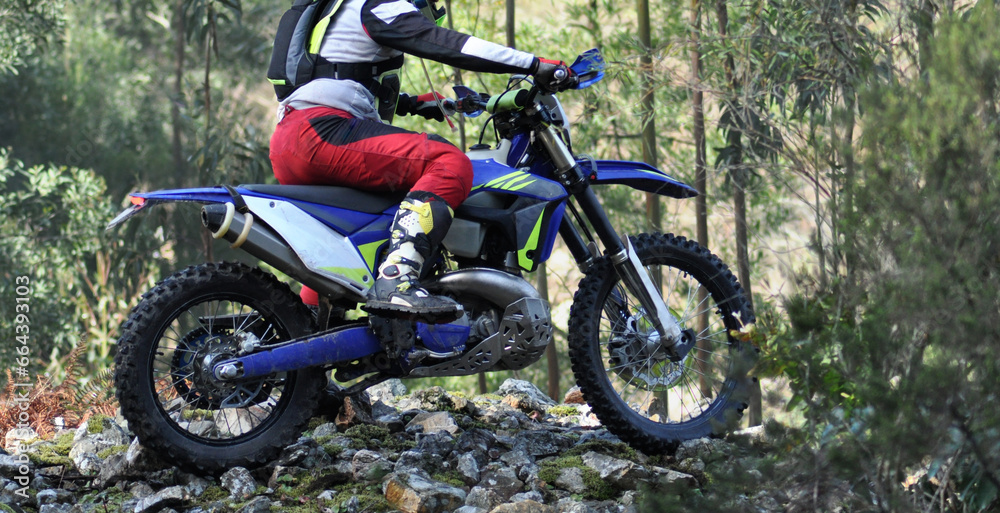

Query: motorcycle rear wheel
568;233;756;453
114;262;325;473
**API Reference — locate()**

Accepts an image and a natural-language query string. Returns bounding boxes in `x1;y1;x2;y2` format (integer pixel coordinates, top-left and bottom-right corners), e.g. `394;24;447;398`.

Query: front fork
538;126;691;361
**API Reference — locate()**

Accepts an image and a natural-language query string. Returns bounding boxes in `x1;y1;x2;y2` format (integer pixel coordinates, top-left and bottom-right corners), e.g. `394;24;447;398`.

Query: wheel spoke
571;234;751;445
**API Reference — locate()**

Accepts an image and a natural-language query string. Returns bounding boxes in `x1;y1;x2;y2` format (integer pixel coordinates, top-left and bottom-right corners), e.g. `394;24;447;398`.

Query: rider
269;0;574;321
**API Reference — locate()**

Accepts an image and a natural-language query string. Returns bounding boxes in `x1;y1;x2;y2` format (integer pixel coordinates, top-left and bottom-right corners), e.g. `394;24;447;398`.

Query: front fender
582;159;698;199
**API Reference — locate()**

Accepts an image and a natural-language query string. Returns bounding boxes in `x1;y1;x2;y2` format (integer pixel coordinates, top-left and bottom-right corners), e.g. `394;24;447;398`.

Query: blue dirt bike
108;50;756;473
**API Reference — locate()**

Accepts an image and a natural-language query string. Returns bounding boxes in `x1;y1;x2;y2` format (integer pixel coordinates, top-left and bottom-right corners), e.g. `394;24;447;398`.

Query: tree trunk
538;262;560;400
715;0;761;426
638;0;660;237
171;0;186;189
690;0;712;397
444;0;466;154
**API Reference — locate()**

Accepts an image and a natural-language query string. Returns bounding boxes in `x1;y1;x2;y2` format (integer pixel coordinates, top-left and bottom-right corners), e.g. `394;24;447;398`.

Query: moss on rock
538;455;617;501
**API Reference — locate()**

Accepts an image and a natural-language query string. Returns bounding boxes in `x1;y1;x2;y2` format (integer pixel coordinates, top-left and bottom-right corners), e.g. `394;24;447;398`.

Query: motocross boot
364;191;463;323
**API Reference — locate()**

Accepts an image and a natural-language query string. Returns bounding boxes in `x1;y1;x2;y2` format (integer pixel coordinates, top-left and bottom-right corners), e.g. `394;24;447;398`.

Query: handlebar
457;87;531;116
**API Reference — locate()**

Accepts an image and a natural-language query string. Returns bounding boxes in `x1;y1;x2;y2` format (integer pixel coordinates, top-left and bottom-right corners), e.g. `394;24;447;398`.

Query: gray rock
129;482;155;499
510;490;544;503
368;378;408;405
512;430;572;458
36;489;75;506
454;506;487;513
456;452;480;485
675;437;731;463
4;428;37;453
236;496;271;513
1;477;32;508
728;425;767;446
95;453;129;488
619;490;639;505
465;486;503;511
383;470;467;513
414;432;456;459
580;451;651;489
73;453;102;476
311;422;339;439
352;450;393;482
0;453;32;478
267;465;302;490
133;485;187;513
493;500;556;513
68;437;103;475
277;439;331;469
406;412;461;436
177;471;211;497
125;439;163;471
97;420;131;447
518;462;541;485
498;379;557;412
40;504;73;513
676;457;705;475
555;498;598;513
453;429;495;465
477;467;523;501
317;490;337;501
394;450;444;474
376;414;405;433
554;467;587;494
220;467;257;500
648;466;698;491
499;449;533;474
340;496;362;513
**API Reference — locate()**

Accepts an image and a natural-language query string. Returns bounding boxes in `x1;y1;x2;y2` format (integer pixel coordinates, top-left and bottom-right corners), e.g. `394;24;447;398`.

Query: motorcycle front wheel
568;233;757;453
114;262;325;473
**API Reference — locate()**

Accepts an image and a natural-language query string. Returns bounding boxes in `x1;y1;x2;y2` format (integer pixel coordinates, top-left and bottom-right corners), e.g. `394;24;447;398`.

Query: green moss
28;432;74;466
199;486;229;503
330;483;392;512
431;471;466;489
87;414;109;434
79;487;130;510
538;455;617;501
182;409;215;421
455;416;497;432
565;439;640;462
547;405;580;417
343;424;415;452
306;417;328;432
97;444;129;459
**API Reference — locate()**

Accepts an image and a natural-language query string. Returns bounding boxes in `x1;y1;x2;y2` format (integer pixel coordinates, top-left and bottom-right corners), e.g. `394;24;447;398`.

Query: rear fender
582;159;698;199
106;187;233;231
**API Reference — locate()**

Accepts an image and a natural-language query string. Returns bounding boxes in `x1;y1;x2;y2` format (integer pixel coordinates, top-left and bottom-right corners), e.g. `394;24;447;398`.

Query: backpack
266;0;346;101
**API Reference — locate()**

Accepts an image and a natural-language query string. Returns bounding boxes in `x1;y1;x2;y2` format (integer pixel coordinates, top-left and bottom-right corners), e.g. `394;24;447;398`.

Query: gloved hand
396;92;456;121
533;58;577;93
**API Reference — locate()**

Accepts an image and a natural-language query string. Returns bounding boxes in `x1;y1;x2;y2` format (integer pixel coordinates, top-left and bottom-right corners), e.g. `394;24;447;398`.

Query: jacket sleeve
361;0;538;74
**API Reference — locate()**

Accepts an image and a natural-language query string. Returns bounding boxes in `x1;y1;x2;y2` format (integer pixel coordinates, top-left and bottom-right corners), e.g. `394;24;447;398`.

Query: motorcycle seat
240;184;406;214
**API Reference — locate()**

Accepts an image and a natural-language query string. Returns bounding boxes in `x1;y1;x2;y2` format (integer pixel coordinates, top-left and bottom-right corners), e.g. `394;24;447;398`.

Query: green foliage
0;0;65;74
760;4;1000;511
0;151;167;383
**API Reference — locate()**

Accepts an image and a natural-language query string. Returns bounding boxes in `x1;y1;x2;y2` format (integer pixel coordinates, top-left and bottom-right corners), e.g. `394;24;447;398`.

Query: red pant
269;106;472;209
269;106;473;306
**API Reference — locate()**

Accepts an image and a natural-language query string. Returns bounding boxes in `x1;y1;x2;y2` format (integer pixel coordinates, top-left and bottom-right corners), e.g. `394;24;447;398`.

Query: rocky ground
0;379;778;513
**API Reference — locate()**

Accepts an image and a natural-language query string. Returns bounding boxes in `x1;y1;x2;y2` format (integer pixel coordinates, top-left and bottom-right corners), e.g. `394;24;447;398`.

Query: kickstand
316;296;333;331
